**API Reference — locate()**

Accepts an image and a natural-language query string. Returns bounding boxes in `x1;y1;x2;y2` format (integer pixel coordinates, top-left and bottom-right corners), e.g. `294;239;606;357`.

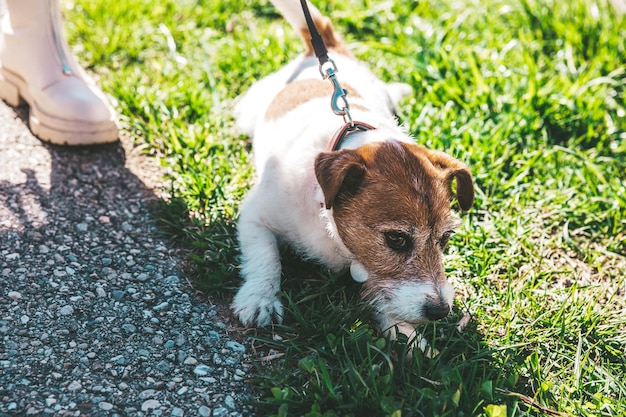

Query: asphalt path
0;101;255;416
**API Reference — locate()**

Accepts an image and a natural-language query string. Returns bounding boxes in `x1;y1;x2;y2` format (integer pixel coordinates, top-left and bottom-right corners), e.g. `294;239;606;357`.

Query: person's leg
0;0;118;145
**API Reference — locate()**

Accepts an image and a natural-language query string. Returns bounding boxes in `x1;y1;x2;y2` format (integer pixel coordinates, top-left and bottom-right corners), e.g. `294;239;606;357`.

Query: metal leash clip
301;0;355;127
320;60;354;126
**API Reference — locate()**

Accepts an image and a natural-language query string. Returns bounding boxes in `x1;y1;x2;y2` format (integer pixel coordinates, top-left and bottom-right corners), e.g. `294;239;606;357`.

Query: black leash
299;0;352;125
299;0;330;66
299;0;377;147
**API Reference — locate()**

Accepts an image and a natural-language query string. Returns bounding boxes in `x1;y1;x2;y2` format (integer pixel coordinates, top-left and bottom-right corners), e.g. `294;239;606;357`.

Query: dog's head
315;140;474;333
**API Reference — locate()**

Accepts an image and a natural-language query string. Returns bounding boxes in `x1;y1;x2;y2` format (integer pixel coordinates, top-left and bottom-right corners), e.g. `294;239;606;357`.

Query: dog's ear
315;150;366;209
422;148;474;211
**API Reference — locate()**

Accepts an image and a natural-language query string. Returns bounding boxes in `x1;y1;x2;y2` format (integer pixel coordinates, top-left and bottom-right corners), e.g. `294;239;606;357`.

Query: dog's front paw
231;284;284;327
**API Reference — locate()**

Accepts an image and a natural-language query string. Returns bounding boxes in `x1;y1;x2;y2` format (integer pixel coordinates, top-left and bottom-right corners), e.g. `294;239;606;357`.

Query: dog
231;0;474;342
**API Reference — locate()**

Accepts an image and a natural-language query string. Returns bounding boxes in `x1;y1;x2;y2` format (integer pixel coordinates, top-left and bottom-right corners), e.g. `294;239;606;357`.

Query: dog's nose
424;301;450;321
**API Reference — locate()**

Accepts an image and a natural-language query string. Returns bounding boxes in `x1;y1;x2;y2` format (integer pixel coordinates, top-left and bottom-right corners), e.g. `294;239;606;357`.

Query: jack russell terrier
231;0;474;341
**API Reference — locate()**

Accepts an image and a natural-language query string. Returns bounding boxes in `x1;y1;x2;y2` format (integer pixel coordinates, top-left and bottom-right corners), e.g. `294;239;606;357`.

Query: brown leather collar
326;121;376;152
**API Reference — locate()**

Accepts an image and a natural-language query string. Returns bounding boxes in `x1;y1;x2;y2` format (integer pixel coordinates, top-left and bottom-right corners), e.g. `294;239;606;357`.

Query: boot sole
0;66;119;146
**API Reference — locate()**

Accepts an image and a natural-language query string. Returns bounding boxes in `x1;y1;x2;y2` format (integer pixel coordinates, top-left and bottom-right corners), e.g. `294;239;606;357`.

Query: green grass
65;0;625;415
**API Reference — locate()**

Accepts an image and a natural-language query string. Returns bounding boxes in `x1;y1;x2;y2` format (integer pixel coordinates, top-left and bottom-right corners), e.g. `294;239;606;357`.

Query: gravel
0;102;257;416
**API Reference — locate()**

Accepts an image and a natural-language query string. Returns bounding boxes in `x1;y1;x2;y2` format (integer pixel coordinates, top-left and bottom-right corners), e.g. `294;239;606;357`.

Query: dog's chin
379;317;441;360
389;317;428;333
398;318;429;327
376;311;425;338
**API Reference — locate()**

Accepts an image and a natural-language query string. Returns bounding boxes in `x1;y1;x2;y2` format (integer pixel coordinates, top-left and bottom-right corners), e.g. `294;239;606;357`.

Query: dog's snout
423;300;450;321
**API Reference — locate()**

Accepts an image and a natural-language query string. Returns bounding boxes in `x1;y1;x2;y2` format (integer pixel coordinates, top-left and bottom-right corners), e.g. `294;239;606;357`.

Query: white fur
373;282;454;329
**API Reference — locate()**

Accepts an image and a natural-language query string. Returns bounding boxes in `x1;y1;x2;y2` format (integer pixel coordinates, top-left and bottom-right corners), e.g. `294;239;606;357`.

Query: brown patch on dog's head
315;141;474;325
315;141;473;212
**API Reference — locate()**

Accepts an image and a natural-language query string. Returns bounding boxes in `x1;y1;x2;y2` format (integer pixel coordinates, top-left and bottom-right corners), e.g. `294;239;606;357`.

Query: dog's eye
440;231;454;248
384;231;412;252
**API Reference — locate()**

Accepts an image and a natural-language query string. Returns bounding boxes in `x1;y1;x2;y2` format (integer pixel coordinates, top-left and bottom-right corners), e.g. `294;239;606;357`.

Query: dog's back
234;0;408;141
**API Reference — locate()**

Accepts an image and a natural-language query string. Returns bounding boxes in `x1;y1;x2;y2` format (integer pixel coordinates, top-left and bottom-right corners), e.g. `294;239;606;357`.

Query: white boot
0;0;118;145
